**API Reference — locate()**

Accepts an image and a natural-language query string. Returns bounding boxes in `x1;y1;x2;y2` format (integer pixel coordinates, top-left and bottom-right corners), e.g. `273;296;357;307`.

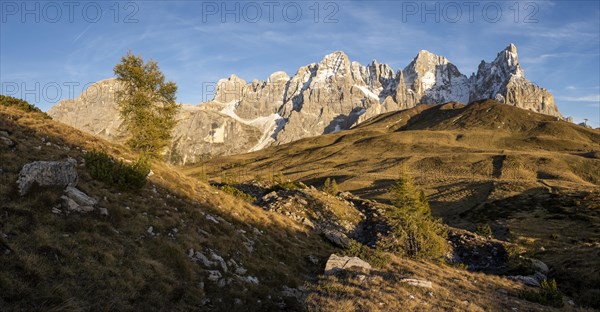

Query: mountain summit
49;44;561;164
402;49;470;105
469;44;559;116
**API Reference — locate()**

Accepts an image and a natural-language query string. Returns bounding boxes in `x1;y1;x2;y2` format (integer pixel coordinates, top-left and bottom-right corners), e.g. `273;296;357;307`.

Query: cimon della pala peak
49;44;561;165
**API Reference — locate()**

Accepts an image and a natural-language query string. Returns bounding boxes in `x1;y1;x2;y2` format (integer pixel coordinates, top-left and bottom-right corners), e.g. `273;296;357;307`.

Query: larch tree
386;173;449;260
114;51;179;158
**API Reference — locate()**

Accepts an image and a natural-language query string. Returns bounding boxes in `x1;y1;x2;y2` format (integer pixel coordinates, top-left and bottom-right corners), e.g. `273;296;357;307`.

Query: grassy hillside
0;99;584;310
187;100;600;309
0;104;336;310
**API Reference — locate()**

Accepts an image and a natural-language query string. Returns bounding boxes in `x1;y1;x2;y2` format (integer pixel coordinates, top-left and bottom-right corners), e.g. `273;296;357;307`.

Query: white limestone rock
17;158;78;196
324;254;372;275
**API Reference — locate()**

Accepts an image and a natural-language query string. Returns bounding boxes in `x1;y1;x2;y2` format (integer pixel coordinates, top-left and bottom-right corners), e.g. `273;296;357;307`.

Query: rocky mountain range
49;43;561;165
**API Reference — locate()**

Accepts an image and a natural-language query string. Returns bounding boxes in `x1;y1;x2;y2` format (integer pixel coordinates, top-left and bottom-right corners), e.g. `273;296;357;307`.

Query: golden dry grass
2;102;598;310
306;254;583;312
0;105;336;310
184;101;600;309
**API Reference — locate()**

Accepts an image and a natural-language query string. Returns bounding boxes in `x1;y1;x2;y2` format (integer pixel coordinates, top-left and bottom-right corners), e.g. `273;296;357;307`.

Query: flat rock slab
65;186;97;206
510;275;540;287
324;254;371;275
400;278;433;289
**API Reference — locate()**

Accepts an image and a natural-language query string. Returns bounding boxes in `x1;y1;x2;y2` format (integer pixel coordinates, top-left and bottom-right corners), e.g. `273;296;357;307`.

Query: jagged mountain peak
49;44;562;165
317;51;350;70
403;49;469;105
320;50;349;61
267;71;290;83
411;49;450;65
315;51;351;81
505;42;517;53
214;74;247;103
218;74;245;84
467;43;557;116
491;42;523;77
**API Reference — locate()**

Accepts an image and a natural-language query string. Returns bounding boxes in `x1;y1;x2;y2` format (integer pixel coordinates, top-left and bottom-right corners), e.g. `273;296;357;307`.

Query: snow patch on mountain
248;115;286;152
219;99;287;152
354;85;381;101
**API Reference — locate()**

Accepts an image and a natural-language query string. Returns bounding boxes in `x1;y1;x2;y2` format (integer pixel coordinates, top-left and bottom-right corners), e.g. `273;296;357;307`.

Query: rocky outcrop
508;257;550;288
16;158;101;213
48;79;125;141
17;158;78;195
61;186;97;213
469;44;560;116
48;80;264;165
323;230;351;248
188;247;258;288
49;44;561;164
447;228;508;272
403;50;470;105
253;182;361;235
168;105;262;164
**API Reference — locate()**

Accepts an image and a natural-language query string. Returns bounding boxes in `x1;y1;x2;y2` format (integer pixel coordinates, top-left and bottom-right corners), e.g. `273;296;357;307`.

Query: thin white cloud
565;85;600;91
522;52;600;64
557;95;600;102
73;25;92;43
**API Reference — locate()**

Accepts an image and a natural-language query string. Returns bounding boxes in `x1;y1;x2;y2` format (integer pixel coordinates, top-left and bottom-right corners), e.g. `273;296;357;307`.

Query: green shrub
448;262;468;270
220;171;242;185
475;224;493;239
383;174;449;261
0;95;48;117
521;279;564;308
84;150;150;191
219;184;256;202
323;178;339;195
505;245;534;275
344;240;390;268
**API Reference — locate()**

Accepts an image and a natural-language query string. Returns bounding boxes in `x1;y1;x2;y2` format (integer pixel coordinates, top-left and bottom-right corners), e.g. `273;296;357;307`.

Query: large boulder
324;254;371;275
17;158;78;195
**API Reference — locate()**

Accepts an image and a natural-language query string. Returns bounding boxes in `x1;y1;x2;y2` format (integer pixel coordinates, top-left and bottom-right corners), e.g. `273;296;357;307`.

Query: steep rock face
214;74;246;103
48;79;125;141
276;51;384;144
403;50;470;105
48;79;262;165
237;72;289;120
49;44;561;164
469;44;560;116
168;105;262;164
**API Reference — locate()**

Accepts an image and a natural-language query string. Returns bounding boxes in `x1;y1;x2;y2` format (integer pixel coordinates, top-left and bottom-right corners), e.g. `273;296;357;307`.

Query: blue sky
1;0;599;126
